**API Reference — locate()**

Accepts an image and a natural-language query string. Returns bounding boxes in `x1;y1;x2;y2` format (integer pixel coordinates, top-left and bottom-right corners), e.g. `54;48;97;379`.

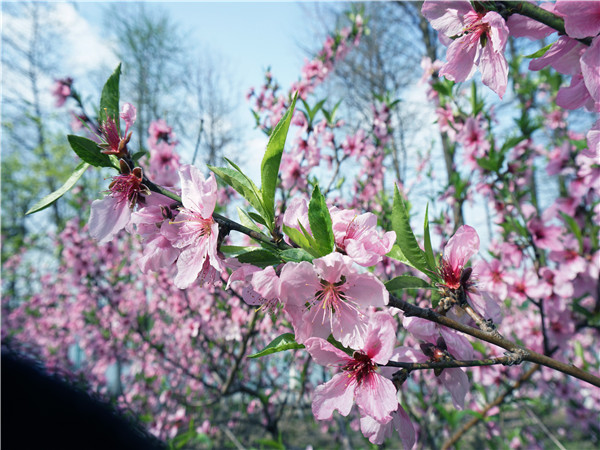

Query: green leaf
220;245;260;257
307;184;335;257
423;204;436;272
282;224;316;256
385;275;432;291
131;150;147;163
26;161;90;215
68;135;116;168
391;185;429;275
236;249;280;267
208;165;264;216
524;42;554;59
248;211;268;227
237;207;264;233
261;93;298;227
99;63;121;125
248;333;304;358
279;248;314;263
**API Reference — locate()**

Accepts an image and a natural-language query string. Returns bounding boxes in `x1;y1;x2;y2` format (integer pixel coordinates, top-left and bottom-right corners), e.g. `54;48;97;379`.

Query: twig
389;295;600;388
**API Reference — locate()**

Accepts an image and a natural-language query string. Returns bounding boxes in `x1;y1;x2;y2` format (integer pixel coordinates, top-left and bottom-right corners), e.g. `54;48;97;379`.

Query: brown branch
389;294;600;388
385;355;516;371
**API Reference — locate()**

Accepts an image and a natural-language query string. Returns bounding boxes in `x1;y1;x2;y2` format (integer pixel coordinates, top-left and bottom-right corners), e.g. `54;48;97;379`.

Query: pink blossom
89;161;150;244
394;340;470;410
329;207;395;267
120;103;137;136
51;78;72;107
554;0;600;39
130;202;180;273
527;217;564;251
439;225;501;321
162;165;224;289
506;3;556;40
422;1;509;98
359;407;415;448
280;252;388;349
305;312;399;424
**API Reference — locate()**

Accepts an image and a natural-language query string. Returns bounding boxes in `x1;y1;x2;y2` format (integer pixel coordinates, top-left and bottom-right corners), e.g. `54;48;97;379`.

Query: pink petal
305;337;352;366
173;245;207;289
178;165;217;217
345;273;389;307
394;406;417;450
440;367;469;410
313;252;353;284
479;42;508;98
581;37;600;102
529;37;584;75
507;2;556;40
364;312;397;364
355;372;398;423
556;74;592;110
443;225;480;271
421;1;473;37
439;35;478;83
88;196;131;244
312;373;356;420
555;0;600;38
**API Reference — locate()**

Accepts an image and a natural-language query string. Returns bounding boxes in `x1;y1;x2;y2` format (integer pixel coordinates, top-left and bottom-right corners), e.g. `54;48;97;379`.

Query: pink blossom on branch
329;207;396;267
305;312;401;425
280;252;388;349
162;165;224;289
439;225;502;322
422;0;509;98
89;160;150;244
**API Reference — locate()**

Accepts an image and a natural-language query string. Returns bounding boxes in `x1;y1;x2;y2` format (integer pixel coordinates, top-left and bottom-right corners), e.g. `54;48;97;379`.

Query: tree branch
388;294;600;387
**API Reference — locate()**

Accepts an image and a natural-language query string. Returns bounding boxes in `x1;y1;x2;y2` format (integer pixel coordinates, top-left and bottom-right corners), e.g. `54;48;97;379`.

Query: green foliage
209;163;264;217
524;42;553;59
385;275;432;291
25;162;90;215
248;333;305;359
261;93;298;228
307;184;335;257
99;63;122;125
236;249;281;268
390;185;431;275
67;135;117;168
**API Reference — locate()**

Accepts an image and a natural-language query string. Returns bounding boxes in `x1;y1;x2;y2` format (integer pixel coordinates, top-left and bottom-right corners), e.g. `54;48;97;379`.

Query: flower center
343;351;376;385
109;172;145;207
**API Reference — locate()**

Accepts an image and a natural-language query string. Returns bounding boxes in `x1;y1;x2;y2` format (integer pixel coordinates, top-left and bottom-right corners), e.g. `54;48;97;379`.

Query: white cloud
48;3;118;77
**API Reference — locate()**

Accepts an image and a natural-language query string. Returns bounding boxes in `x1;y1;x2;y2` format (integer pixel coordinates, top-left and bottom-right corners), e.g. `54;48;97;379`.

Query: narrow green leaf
26;161;90;215
224;157;262;201
208;165;264;216
236;249;280;267
282;224;316;256
423;204;437;272
99;63;121;124
220;245;260;257
279;248;314;263
261;92;298;227
237;207;263;233
68;135;115;168
248;211;268;227
391;185;429;274
248;333;304;358
385;275;432;291
307;184;335;257
524;42;554;59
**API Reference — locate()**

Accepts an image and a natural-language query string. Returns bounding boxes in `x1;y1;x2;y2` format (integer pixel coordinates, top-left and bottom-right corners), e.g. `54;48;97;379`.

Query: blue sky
74;2;314;95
